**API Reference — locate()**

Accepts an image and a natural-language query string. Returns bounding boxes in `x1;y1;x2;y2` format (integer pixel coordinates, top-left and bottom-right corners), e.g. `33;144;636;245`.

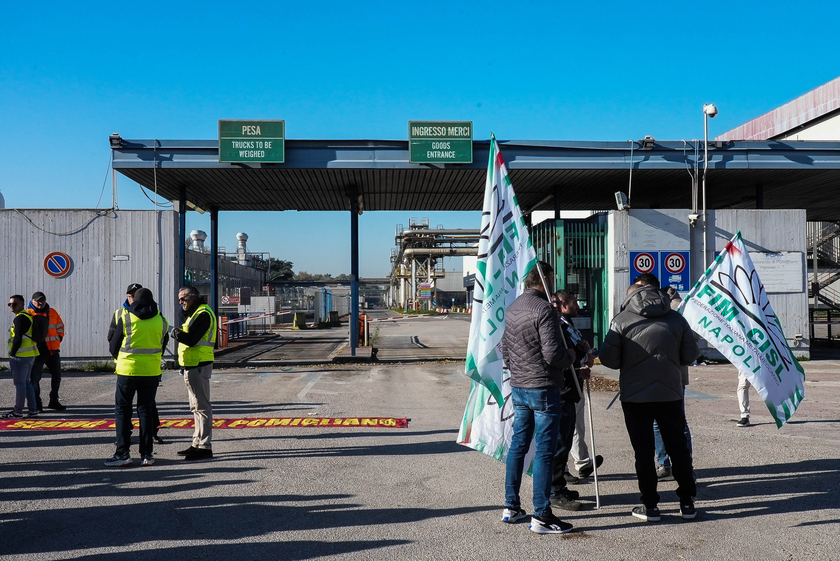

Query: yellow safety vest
8;312;39;357
177;304;216;367
115;310;169;376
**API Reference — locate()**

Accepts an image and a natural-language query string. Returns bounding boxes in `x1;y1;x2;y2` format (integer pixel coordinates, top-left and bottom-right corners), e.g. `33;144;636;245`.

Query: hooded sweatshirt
599;286;699;403
108;297;168;359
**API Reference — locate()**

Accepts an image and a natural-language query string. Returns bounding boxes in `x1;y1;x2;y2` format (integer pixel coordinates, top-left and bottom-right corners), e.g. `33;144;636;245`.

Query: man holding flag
458;134;580;534
502;262;576;534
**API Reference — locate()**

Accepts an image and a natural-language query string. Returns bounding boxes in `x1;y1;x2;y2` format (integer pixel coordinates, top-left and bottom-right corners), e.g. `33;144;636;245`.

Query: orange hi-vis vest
28;307;64;352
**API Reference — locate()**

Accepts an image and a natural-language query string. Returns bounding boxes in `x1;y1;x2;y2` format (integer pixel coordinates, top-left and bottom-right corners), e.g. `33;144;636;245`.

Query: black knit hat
133;288;154;302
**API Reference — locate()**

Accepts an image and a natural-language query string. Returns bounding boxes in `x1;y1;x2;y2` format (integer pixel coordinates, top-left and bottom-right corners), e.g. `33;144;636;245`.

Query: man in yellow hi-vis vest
5;295;39;418
105;288;169;467
172;286;216;461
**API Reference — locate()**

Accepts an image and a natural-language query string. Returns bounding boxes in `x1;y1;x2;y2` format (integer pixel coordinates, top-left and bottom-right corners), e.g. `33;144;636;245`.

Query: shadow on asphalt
0;485;494;558
72;541;415;561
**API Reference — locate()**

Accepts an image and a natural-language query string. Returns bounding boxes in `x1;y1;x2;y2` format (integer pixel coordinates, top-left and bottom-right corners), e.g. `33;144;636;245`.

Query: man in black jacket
600;281;699;522
550;289;598;510
501;262;576;534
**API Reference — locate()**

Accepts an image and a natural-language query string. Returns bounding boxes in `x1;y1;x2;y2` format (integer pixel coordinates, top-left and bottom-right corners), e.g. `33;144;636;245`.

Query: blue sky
2;1;839;276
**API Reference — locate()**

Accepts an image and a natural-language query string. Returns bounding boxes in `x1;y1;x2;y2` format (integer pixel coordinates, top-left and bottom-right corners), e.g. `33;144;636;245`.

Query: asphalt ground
214;309;471;365
1;316;839;560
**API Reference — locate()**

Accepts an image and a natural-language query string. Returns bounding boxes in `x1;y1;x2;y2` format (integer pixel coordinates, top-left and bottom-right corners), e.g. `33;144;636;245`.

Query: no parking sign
44;252;72;278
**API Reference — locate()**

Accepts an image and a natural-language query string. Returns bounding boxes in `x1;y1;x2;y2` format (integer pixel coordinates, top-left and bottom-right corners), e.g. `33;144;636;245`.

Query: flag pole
585;377;600;508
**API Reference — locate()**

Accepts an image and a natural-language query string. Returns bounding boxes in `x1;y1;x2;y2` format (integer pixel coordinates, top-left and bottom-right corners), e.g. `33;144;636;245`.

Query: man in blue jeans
501;262;576;534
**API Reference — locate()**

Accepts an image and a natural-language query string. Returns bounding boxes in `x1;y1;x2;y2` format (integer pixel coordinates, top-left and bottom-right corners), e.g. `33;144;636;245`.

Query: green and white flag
458;134;537;465
679;231;805;428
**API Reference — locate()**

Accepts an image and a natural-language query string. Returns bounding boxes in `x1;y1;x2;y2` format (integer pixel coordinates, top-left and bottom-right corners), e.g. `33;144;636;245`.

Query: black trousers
622;399;696;507
31;351;62;404
550;399;577;497
115;375;158;457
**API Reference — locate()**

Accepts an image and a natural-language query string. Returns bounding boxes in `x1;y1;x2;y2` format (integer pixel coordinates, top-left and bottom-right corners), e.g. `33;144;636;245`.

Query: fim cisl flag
458;134;537;467
679;231;805;427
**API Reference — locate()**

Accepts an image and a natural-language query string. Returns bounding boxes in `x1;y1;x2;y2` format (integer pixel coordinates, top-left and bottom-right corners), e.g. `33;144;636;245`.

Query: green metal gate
531;216;609;348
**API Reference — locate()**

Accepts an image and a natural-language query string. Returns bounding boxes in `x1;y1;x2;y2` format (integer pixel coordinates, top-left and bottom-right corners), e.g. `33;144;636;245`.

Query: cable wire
14;209;113;236
95;152;113;210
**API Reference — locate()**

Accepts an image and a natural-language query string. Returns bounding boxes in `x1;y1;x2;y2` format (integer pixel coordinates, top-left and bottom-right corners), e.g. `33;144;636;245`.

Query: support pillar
210;206;219;322
411;259;417;310
350;197;359;356
179;186;186;291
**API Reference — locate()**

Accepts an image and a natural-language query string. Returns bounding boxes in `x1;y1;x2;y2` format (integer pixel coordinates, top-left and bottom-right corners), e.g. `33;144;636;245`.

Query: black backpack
29;314;49;344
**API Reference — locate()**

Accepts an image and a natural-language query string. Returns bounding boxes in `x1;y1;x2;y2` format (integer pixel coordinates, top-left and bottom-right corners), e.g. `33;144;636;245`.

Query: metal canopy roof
111;138;840;220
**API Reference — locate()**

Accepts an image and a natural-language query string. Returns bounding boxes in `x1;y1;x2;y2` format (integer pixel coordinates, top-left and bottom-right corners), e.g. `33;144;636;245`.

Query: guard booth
531;214;609;349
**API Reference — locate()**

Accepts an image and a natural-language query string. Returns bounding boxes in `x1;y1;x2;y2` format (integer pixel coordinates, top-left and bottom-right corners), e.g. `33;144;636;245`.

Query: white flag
464;134;537;403
680;231;805;427
459;134;537;467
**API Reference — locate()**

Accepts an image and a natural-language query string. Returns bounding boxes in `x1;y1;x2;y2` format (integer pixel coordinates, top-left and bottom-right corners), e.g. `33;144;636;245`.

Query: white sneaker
141;456;155;466
501;507;528;523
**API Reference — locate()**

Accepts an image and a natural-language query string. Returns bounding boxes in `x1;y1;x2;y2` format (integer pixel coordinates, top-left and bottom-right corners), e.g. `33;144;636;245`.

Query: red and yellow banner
0;417;409;431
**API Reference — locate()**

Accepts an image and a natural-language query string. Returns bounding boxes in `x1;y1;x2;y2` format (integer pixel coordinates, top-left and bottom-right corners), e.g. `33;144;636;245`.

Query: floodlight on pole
702;103;718;266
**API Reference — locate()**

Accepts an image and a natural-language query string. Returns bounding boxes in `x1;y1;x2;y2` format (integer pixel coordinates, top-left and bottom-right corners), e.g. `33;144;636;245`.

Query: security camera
615;191;629;211
688;213;700;226
703;104;718;118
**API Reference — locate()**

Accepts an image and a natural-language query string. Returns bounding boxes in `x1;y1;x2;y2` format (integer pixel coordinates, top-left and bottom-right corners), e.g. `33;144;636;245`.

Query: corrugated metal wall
608;208;808;356
713;209;808;354
1;209;178;360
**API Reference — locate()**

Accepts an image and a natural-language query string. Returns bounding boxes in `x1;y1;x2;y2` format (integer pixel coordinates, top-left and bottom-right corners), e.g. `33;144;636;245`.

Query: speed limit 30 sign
663;253;686;274
661;251;691;291
630;251;659;282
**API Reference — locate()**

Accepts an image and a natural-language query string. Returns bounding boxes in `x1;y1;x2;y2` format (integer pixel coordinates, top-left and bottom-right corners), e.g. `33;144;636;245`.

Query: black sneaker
104;453;132;467
563;470;580;484
631;505;661;522
153;434;165;445
736;417;751;427
680;502;697;520
530;513;573;534
177;446;198;456
47;401;66;411
551;495;582;511
501;507;528;523
577;455;603;478
184;448;213;461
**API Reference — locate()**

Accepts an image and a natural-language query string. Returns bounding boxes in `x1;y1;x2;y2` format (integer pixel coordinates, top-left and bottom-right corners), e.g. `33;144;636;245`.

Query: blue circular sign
44;252;72;278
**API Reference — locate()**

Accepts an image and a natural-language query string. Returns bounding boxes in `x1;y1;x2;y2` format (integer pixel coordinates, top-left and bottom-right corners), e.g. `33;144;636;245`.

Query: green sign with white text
219;120;284;163
409;121;472;164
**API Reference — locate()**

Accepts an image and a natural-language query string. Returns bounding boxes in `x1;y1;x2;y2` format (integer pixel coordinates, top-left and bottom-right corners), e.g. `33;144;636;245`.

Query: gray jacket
599;286;699;403
502;288;575;389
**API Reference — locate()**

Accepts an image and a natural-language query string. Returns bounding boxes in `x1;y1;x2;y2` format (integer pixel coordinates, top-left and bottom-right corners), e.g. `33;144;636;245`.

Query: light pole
702;103;718;266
